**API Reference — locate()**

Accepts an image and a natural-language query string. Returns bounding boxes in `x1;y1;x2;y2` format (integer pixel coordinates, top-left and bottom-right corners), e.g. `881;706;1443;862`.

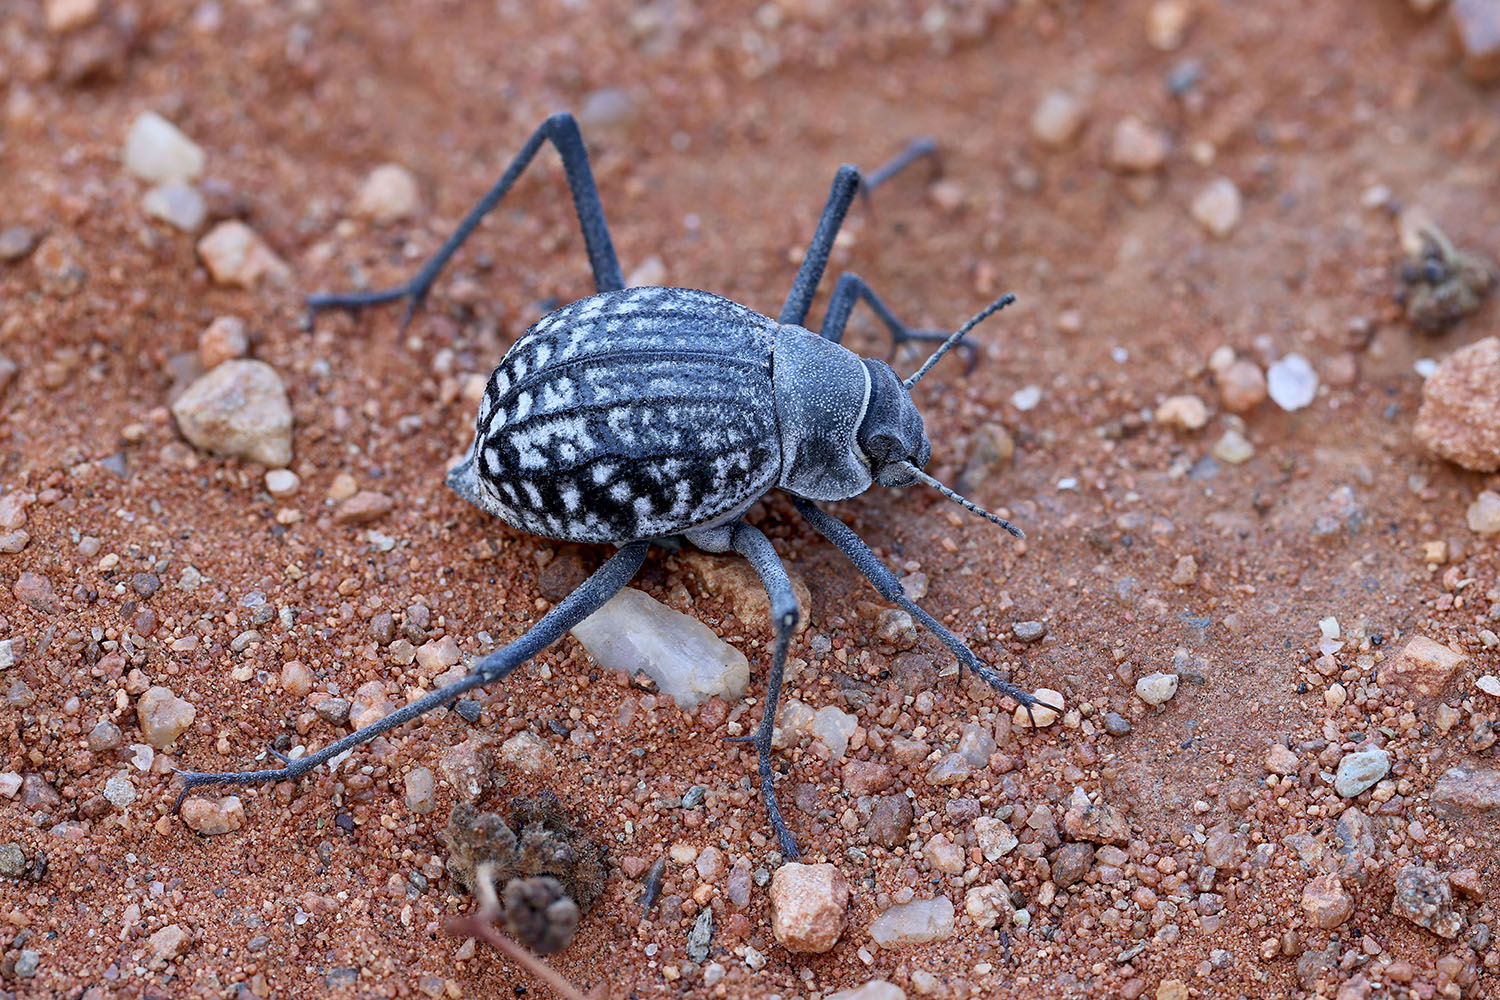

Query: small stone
686;907;713;963
142;182;207;232
768;863;848;953
334;490;394;524
1219;360;1267;412
681;552;812;634
279;660;313;696
198;316;248;369
626;254;668;288
1013;620;1046;643
33;232;86;296
1334;748;1391;798
498;732;555;775
1062;788;1131;844
265;469;299;497
437;739;487;801
867;794;914;848
1013;688;1063;728
0;531;29;553
1478;675;1500;697
454;700;481;723
842;760;895;796
1430;764;1500;831
136;686;196;749
810;705;858;758
1392;864;1464;938
1103;712;1132;736
965;881;1010;930
1030;90;1086;148
14;571;59;614
1191;178;1242;238
957;723;997;766
0;843;25;877
46;0;100;32
1155;394;1209;430
1049;842;1095;888
415;636;462;674
1156;981;1189;1000
571;587;750;709
1211;428;1254;464
148;923;191;963
180;795;245;835
1414;337;1500;471
974;817;1018;861
124;112;205;184
349;681;394;730
1301;875;1354;929
926;752;971;786
103;773;136;809
13;949;38;979
927;179;966;214
868;895;955;948
959;423;1015;492
1170;554;1198;586
828;981;907;1000
1267;353;1318;411
1468;491;1500;534
577;88;638;129
1452;0;1500;82
353;163;421;224
1108;116;1169;172
1265;743;1300;776
1146;0;1193;49
1135;672;1178;706
0;226;38;262
88;721;123;751
171;359;293;466
924;834;964;874
315;697;351;726
196;220;289;288
405;767;437;814
1383;636;1469;699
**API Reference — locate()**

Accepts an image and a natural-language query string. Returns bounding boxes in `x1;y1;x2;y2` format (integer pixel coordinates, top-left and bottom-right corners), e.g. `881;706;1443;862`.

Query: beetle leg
172;541;648;812
778;138;940;327
792;499;1060;716
728;522;804;861
819;272;979;374
307;112;625;329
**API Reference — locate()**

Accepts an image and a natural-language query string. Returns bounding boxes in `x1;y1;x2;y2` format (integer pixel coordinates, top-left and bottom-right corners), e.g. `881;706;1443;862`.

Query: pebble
578;88;638;129
0;226;38;262
964;881;1010;930
686;907;712;963
1010;385;1042;411
498;732;555;775
0;843;25;877
142;182;207;232
959;424;1015;492
974;817;1018;861
1478;675;1500;697
1135;672;1179;706
808;705;857;757
404;767;437;814
415;636;462;674
627;254;668;287
148;923;191;963
1013;620;1046;642
1212;429;1254;464
333;490;393;524
1383;636;1468;699
1392;864;1464;937
1413;337;1500;471
198;315;248;369
1155;395;1209;430
1467;491;1500;534
1030;90;1086;148
1219;359;1267;411
1013;688;1063;728
13;949;38;979
1301;875;1354;929
1452;0;1500;82
170;359;293;466
828;982;906;1000
136;686;196;748
103;773;136;809
570;587;749;708
180;795;245;835
437;739;487;801
279;660;313;696
868;895;955;948
354;163;421;224
923;834;964;874
927;753;971;786
124;112;205;184
349;681;394;730
1062;788;1130;844
14;571;60;614
315;697;351;726
1050;842;1095;887
768;863;848;953
88;721;123;751
1265;743;1300;776
1108;117;1168;172
46;0;100;32
196;220;290;287
1146;0;1193;49
1430;764;1500;825
1191;178;1242;238
867;794;914;847
34;232;86;296
454;700;481;724
1334;748;1391;798
957;722;997;766
1266;353;1318;411
1103;712;1132;736
265;469;299;497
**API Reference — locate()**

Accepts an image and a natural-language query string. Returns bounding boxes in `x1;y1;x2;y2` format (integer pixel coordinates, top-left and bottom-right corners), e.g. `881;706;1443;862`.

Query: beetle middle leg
172;541;649;809
793;499;1061;721
818;272;979;373
307;111;625;328
724;522;804;860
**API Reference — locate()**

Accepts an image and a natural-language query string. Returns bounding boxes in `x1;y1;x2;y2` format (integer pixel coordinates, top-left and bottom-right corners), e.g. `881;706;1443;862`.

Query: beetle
175;112;1056;859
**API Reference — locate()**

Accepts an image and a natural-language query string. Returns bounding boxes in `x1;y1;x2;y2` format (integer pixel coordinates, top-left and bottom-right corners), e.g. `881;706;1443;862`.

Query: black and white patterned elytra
473;287;780;542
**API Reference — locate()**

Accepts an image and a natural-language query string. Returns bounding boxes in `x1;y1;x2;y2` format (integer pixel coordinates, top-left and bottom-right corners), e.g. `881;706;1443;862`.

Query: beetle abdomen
473;287;782;542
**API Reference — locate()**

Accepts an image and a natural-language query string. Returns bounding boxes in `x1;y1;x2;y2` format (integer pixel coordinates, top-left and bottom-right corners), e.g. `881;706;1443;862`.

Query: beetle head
857;359;931;487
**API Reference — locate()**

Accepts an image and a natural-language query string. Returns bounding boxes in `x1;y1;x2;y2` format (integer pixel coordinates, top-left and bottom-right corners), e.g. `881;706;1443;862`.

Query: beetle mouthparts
903;293;1016;388
899;462;1024;538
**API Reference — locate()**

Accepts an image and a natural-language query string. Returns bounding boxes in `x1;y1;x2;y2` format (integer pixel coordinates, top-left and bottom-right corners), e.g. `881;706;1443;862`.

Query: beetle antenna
899;462;1024;538
903;293;1016;387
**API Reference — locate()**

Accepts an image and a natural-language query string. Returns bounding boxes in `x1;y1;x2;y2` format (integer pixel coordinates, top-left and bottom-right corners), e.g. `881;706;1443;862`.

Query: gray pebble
1013;620;1047;643
1104;712;1133;736
315;698;351;726
0;226;37;262
132;572;162;598
0;843;26;878
14;949;38;978
686;906;713;963
454;700;481;724
682;784;707;809
88;720;124;750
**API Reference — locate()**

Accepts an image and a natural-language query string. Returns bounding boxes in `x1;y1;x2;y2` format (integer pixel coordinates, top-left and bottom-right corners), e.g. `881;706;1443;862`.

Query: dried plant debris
1396;208;1498;334
442;793;607;955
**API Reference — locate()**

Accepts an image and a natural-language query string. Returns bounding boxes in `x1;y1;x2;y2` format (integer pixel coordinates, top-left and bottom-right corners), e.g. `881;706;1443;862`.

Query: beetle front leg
307;111;625;329
819;272;979;373
173;541;649;811
793;499;1059;721
725;523;803;860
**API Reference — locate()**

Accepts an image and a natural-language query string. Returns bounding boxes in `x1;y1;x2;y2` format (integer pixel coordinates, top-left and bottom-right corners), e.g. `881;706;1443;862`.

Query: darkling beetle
176;112;1057;859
